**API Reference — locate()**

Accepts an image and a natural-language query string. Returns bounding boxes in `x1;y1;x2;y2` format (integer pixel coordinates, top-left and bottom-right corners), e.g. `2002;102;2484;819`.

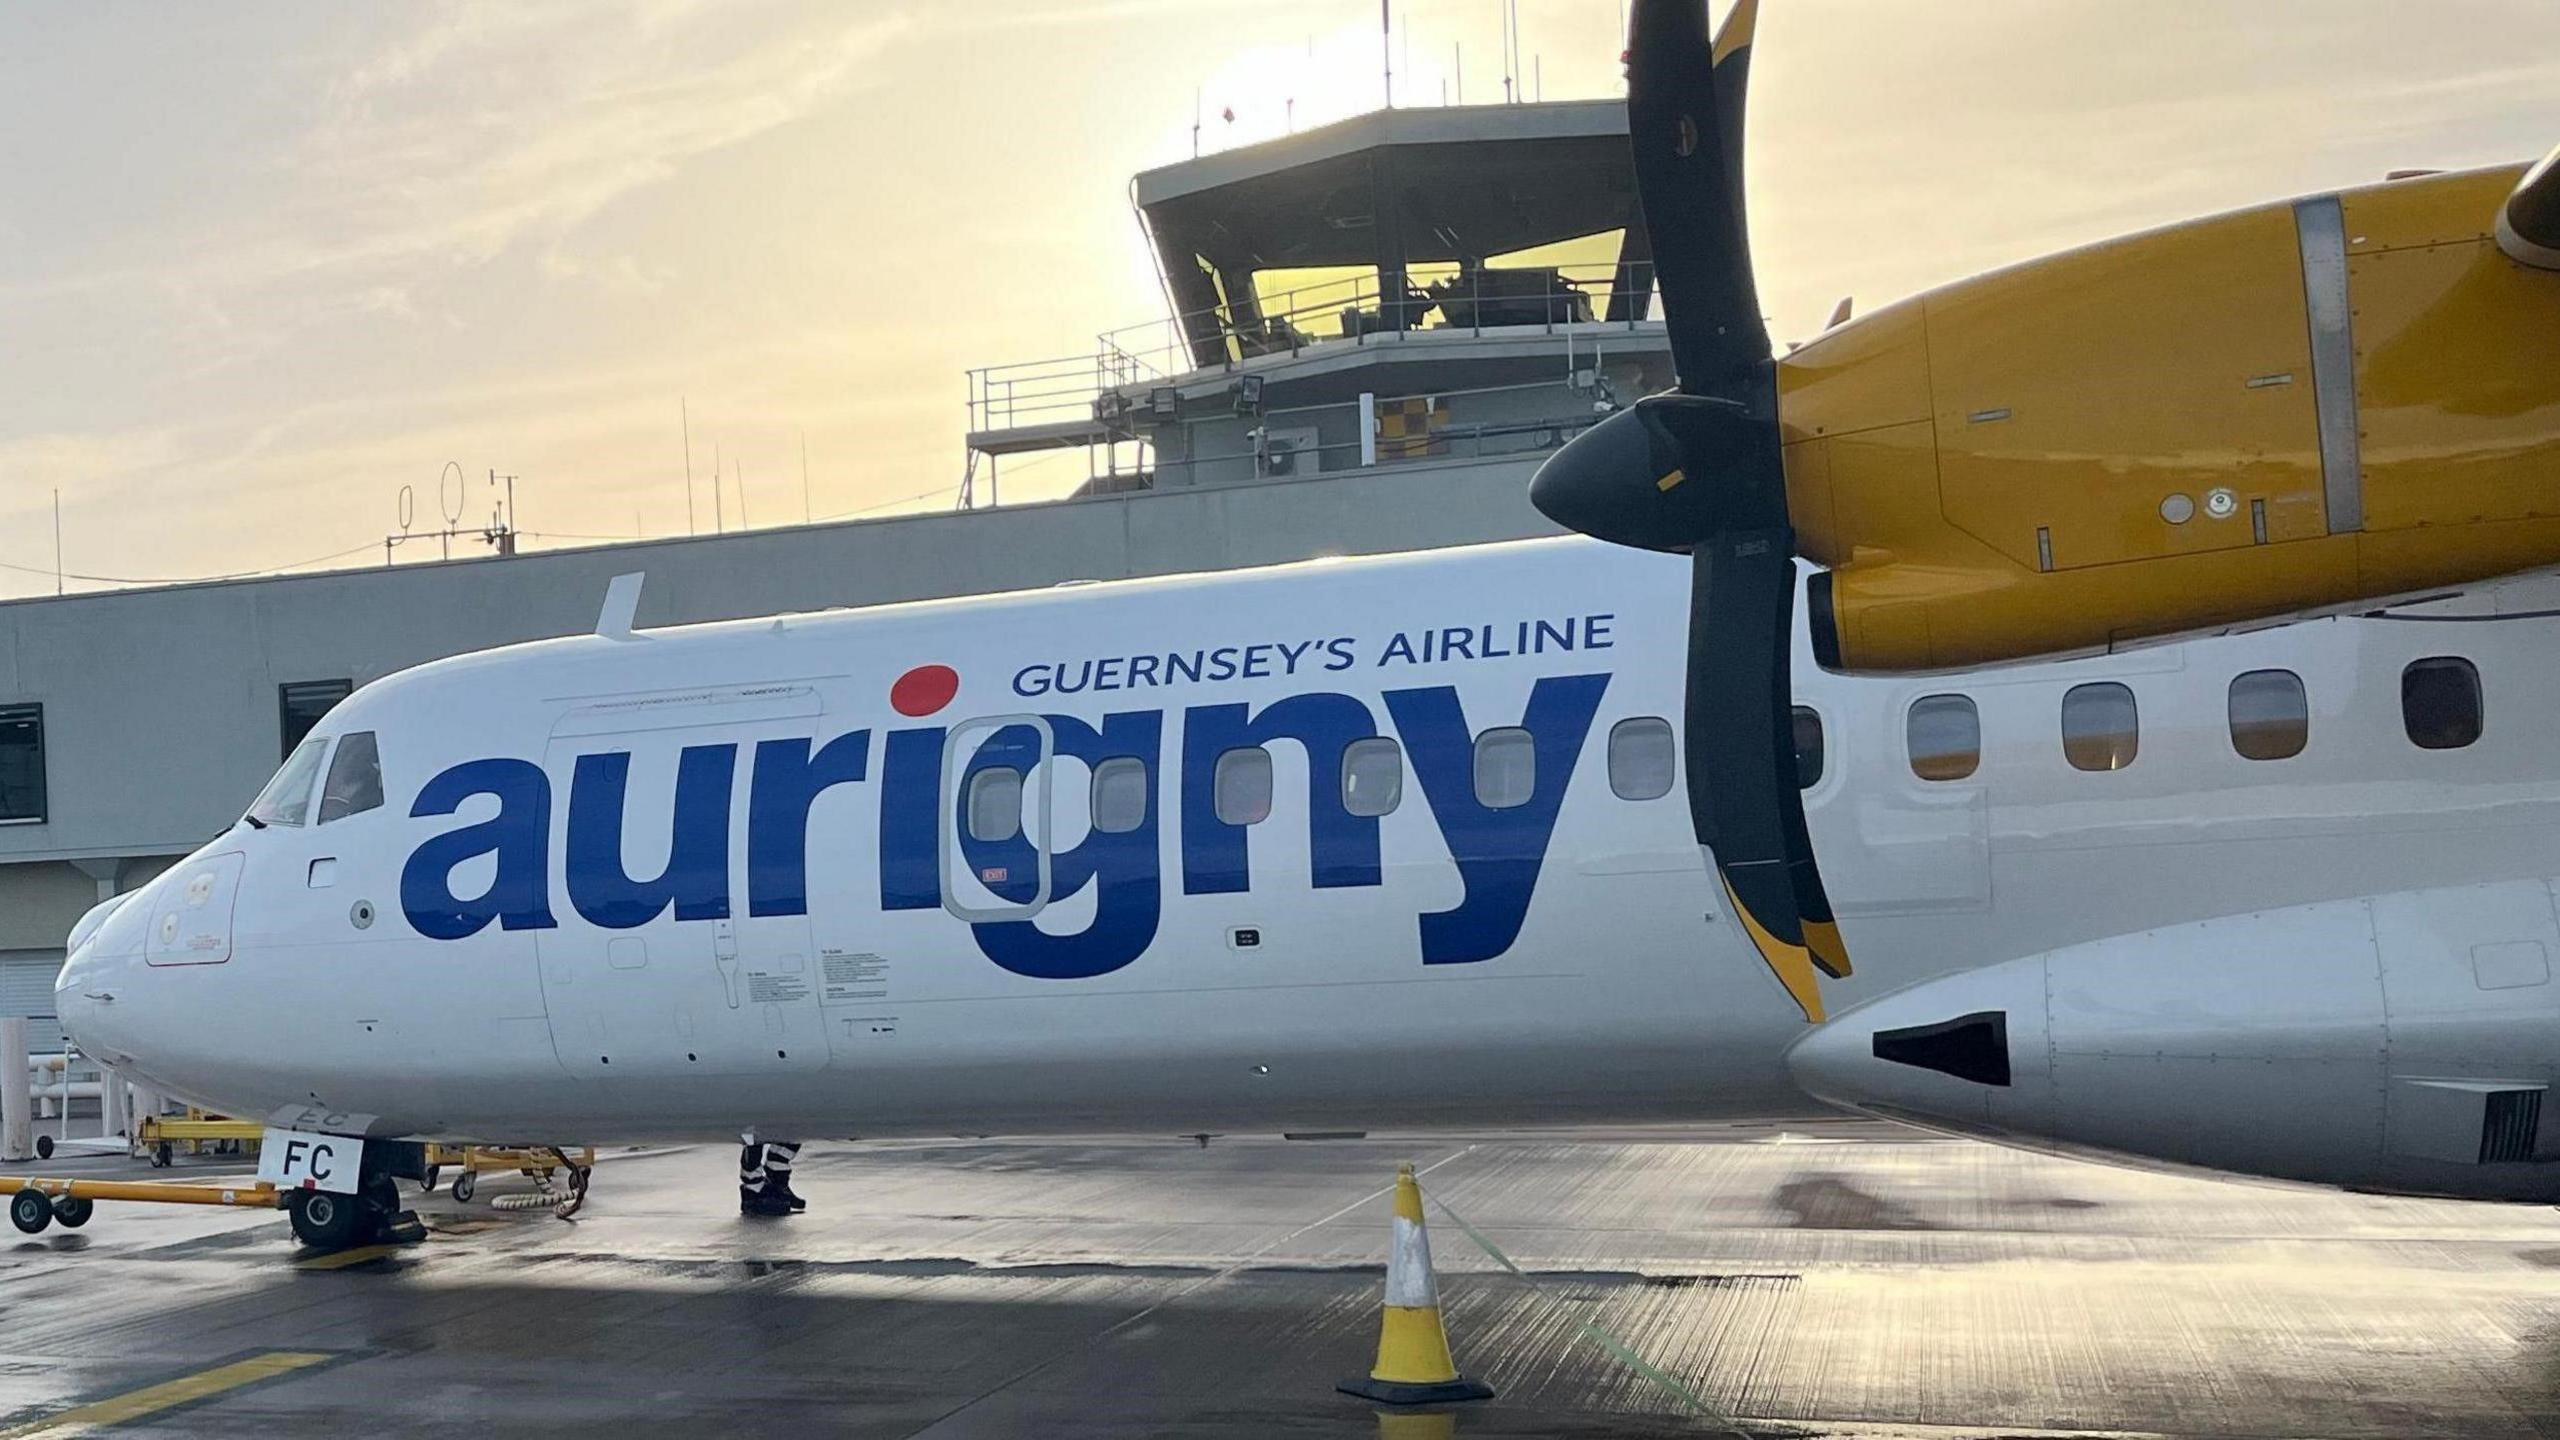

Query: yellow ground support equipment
136;1109;265;1167
426;1144;595;1210
1;1174;281;1234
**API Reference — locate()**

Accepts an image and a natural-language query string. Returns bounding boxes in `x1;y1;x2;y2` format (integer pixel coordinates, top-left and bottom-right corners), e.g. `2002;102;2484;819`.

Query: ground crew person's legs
738;1135;806;1217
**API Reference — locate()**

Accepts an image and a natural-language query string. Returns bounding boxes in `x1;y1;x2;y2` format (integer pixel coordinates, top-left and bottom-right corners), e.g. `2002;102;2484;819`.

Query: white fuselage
55;537;2560;1196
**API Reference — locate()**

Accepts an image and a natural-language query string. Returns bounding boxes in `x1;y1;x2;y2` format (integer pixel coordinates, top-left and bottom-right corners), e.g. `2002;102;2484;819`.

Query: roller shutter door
0;949;67;1050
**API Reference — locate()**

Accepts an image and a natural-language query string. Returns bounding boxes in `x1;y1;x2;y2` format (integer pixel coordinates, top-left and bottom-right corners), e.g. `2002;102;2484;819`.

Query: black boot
740;1185;795;1218
769;1177;809;1212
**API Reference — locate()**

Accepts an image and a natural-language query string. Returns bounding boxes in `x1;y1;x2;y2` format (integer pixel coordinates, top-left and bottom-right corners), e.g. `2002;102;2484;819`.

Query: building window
278;679;353;759
965;767;1024;842
1906;694;1980;782
317;731;384;823
1607;718;1675;801
2403;657;2483;750
1341;737;1403;818
1089;757;1147;834
1213;746;1273;825
1792;706;1825;790
0;704;43;824
2228;670;2309;761
1474;728;1537;809
2061;682;2139;772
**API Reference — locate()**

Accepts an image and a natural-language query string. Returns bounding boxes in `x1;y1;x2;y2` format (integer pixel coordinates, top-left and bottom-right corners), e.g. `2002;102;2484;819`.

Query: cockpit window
318;731;384;823
247;736;328;828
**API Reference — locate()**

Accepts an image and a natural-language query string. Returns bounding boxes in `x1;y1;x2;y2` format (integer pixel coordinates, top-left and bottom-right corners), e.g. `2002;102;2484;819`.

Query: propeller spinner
1529;0;1849;1022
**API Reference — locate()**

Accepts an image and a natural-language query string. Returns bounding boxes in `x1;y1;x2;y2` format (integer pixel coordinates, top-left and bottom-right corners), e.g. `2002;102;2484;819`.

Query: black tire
31;1135;52;1162
288;1189;361;1249
51;1197;93;1228
451;1172;476;1204
151;1143;172;1169
10;1190;53;1235
420;1166;441;1194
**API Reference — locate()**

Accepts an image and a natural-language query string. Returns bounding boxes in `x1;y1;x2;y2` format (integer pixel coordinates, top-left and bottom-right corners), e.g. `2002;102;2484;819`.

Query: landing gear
10;1190;52;1234
287;1188;361;1249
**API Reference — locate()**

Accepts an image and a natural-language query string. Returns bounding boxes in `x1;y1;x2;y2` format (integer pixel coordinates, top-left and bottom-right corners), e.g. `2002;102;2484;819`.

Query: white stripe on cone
1386;1214;1439;1308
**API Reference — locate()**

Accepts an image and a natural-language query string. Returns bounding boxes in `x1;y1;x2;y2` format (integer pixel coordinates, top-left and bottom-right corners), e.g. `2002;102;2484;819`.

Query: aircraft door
939;715;1054;923
535;689;830;1078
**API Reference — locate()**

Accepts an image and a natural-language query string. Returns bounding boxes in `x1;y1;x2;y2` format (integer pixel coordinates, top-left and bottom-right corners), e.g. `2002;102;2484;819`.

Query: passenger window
2403;657;2483;750
247;735;329;828
965;766;1024;842
2228;670;2308;761
1606;718;1675;801
2061;682;2139;772
1475;728;1536;808
1089;756;1147;833
1213;746;1273;825
1341;737;1403;818
1906;694;1980;782
1791;706;1824;790
317;731;384;823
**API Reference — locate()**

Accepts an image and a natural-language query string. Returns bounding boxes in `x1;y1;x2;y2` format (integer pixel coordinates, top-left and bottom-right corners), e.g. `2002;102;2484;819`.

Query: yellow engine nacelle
1782;163;2560;672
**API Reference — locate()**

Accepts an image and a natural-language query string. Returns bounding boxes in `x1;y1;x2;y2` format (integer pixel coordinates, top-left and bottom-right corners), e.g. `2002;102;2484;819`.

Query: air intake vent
1871;1011;2010;1088
2481;1089;2542;1164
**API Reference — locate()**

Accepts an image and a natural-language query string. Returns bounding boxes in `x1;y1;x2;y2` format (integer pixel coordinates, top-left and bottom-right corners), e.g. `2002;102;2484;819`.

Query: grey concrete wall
0;459;1556;951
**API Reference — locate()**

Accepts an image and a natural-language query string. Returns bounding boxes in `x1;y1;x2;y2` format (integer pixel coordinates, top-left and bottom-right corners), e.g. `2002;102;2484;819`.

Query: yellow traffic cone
1337;1163;1494;1406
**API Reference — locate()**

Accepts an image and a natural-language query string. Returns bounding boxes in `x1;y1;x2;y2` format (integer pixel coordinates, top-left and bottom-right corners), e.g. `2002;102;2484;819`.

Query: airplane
45;0;2560;1250
47;533;2560;1248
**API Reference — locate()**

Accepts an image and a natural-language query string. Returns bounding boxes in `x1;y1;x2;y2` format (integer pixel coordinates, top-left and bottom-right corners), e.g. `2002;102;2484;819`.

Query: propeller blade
1687;525;1835;1021
1627;0;1766;392
1773;598;1851;981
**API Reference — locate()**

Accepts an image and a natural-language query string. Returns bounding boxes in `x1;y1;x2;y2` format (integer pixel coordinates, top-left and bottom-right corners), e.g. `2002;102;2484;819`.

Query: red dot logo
890;664;959;717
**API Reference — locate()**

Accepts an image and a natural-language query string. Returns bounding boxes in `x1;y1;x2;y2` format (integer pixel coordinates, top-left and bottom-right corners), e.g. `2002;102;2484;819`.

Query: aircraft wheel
288;1190;361;1249
451;1172;476;1204
52;1197;93;1228
32;1135;52;1162
10;1190;53;1234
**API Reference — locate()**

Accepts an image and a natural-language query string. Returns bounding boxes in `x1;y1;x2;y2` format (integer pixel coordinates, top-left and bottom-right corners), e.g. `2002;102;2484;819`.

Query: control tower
965;100;1674;501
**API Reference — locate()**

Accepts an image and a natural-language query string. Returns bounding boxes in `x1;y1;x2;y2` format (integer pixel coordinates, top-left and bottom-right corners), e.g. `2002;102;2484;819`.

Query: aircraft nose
54;885;157;1071
1784;956;2057;1140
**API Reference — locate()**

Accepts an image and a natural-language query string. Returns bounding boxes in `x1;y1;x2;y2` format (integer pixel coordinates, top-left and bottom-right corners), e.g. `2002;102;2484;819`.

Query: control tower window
0;703;43;824
248;735;329;829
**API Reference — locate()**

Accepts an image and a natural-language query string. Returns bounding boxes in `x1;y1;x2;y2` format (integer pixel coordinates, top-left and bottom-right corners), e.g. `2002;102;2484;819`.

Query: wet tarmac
4;1121;2560;1437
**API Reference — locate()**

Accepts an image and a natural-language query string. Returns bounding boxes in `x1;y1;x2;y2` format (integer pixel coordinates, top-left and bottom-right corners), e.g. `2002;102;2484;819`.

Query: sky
1;1;2555;598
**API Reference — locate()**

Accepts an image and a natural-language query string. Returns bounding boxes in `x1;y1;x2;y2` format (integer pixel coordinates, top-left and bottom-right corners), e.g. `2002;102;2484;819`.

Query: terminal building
0;100;1673;1044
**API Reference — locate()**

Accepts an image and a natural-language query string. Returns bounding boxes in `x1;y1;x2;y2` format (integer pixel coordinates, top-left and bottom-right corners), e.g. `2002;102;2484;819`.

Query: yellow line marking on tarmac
293;1244;397;1271
0;1351;336;1438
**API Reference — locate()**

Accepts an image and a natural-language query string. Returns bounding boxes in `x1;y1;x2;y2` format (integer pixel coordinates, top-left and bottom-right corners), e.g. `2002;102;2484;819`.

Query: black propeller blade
1529;0;1851;1021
